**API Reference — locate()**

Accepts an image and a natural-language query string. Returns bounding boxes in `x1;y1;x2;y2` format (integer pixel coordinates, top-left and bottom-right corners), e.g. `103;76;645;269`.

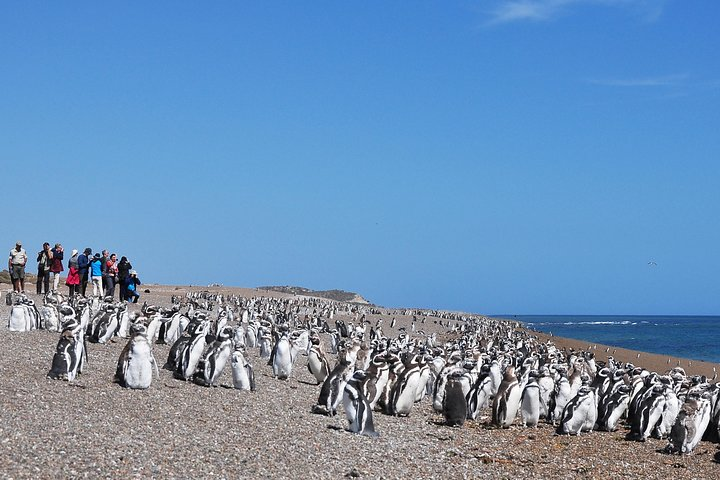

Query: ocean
498;315;720;364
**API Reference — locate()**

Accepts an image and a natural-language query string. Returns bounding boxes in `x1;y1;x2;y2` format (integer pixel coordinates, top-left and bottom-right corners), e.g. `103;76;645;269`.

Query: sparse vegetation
257;285;370;304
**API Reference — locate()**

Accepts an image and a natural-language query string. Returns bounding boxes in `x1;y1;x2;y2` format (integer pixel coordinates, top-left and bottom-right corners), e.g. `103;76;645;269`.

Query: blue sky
2;1;718;315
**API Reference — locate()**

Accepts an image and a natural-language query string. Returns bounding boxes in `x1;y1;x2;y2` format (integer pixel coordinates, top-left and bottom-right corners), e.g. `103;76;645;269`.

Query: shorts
11;264;25;280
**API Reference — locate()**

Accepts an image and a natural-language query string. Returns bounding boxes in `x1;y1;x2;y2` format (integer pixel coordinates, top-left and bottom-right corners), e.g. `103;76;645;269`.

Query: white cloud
486;0;668;25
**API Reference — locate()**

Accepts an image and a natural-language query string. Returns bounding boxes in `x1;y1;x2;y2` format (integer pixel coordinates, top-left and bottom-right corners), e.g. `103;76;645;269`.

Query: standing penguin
272;330;296;380
389;355;423;416
596;385;630;432
557;385;597;435
174;320;209;380
307;334;330;384
492;366;522;428
313;359;354;416
231;346;256;391
194;326;234;387
443;371;468;427
667;392;712;454
115;323;159;389
343;370;379;437
520;376;541;427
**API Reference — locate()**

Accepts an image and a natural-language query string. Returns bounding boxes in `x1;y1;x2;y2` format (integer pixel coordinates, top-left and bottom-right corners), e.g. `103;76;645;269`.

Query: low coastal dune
1;283;718;478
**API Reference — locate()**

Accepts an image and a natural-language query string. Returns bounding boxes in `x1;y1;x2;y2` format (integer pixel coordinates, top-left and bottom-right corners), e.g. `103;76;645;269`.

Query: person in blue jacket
77;248;92;295
90;253;104;297
125;270;141;303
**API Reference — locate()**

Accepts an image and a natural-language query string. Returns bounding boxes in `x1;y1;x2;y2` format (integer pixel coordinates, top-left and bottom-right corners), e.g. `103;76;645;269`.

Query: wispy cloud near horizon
485;0;668;25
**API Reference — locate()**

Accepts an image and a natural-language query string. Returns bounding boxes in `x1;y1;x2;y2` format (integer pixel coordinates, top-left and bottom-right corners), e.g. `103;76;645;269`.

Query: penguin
8;295;41;332
47;317;87;381
164;319;200;370
443;371;468;427
557;386;597;435
272;330;295;380
307;335;330;384
163;312;189;345
361;354;391;410
549;374;572;425
232;325;246;349
389;355;423;416
666;392;712;454
194;326;234;387
115;323;159;389
633;384;666;441
245;322;258;348
313;359;354;416
596;385;630;432
259;333;273;359
492;366;522;428
466;364;493;420
39;303;60;332
520;376;541;427
231;346;256;391
343;370;379;437
174;320;209;380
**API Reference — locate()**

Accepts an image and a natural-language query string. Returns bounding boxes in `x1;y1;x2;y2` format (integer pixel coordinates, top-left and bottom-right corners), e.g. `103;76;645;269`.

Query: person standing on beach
8;241;27;293
77;248;92;296
36;242;52;294
116;256;132;301
90;253;104;297
49;243;64;291
65;249;80;296
100;249;109;291
105;253;118;298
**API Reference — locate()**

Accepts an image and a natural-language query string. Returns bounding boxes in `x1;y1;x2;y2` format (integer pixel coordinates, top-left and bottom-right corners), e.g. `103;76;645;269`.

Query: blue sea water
499;315;720;364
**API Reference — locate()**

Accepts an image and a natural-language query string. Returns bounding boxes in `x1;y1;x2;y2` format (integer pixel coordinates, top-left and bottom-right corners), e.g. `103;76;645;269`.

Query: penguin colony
5;289;720;455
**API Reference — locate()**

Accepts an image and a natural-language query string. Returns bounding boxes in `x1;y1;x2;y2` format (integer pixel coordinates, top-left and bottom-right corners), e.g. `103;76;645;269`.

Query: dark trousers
105;276;116;298
68;284;79;296
80;271;89;296
36;268;50;294
127;290;139;303
119;282;128;301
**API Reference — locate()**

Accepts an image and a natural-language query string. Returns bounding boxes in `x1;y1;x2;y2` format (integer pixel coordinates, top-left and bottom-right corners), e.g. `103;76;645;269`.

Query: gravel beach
1;284;719;479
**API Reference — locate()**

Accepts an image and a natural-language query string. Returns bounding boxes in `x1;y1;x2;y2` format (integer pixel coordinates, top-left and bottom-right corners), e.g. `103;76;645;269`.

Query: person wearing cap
125;270;141;303
77;248;92;296
8;241;27;293
49;243;64;291
36;242;52;295
65;249;80;296
90;253;104;297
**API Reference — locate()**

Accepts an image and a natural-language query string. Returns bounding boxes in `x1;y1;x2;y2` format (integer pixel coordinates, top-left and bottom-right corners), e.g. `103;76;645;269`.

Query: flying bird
647;261;657;266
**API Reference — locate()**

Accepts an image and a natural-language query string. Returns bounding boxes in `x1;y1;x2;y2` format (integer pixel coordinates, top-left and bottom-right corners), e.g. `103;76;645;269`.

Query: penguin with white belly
115;323;158;389
343;370;379;437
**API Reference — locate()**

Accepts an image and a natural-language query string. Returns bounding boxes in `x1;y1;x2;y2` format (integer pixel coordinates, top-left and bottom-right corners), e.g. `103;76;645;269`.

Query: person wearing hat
36;242;52;295
90;252;104;297
77;248;92;295
49;243;64;291
65;249;80;296
125;270;141;303
8;241;27;293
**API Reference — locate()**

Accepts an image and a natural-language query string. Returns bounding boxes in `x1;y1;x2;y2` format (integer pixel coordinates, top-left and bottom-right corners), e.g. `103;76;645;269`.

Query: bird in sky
647;261;657;266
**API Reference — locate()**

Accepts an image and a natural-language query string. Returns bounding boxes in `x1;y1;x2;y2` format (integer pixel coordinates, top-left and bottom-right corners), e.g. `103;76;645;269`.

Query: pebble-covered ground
1;284;719;479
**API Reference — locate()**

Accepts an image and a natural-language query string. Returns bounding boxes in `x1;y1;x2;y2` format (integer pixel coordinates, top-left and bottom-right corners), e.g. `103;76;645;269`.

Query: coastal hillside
257;285;371;304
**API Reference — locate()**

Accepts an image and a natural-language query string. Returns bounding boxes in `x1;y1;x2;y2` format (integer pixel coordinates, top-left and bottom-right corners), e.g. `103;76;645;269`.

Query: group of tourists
8;241;142;303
